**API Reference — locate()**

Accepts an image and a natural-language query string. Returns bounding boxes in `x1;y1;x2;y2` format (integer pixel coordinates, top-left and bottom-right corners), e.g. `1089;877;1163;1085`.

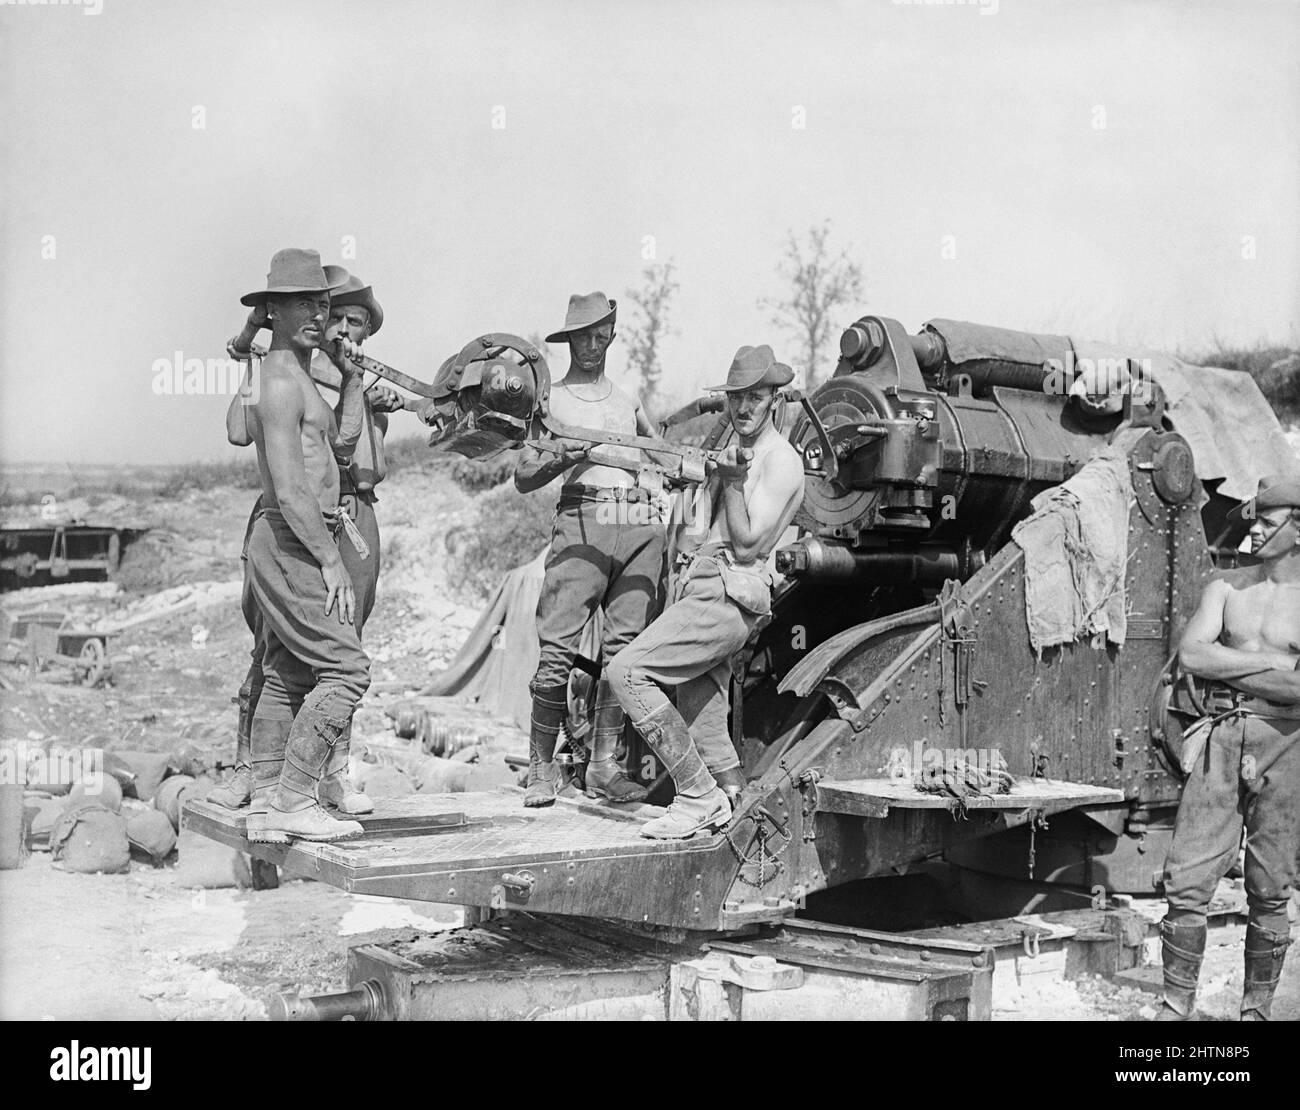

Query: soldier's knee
604;654;637;698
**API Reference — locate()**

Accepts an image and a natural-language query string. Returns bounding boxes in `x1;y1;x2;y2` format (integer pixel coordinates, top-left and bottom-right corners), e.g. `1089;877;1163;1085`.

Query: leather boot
319;724;374;815
1241;923;1292;1021
245;716;292;845
524;683;567;808
207;681;253;809
632;703;729;839
260;707;362;843
584;678;647;803
1155;917;1205;1020
714;765;745;810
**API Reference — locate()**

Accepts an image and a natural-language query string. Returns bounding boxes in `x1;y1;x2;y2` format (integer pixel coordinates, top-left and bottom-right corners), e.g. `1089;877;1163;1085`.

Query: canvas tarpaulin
423;549;602;731
1070;338;1295;501
1012;445;1134;655
922;321;1295;501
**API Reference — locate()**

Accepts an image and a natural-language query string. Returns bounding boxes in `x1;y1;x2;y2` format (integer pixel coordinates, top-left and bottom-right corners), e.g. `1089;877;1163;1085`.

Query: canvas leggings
242;508;371;803
1163;712;1300;936
605;560;757;775
532;498;665;689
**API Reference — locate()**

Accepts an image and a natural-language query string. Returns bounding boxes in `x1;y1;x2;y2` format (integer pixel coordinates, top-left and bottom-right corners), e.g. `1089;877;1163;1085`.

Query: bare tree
762;221;864;389
623;261;680;417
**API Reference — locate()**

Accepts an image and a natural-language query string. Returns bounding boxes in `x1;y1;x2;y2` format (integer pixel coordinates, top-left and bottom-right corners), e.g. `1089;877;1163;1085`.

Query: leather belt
1204;683;1300;720
558;484;653;509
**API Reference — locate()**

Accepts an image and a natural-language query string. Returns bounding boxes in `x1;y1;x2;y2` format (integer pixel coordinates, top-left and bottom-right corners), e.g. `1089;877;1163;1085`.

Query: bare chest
1222;581;1300;651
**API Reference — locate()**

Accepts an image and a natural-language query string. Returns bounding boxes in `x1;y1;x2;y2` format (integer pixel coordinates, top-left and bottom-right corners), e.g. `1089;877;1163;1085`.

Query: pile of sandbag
5;741;215;874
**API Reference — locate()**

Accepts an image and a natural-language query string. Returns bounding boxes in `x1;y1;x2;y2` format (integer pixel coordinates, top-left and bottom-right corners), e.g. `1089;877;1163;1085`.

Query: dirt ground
1;464;1298;1022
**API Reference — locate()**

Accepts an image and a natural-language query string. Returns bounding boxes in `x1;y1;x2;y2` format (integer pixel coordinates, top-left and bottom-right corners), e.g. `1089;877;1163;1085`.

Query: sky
1;0;1297;465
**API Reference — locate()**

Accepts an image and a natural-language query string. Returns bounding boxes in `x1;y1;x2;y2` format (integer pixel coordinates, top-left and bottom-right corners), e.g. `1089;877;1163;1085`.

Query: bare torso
1219;565;1300;656
248;352;341;511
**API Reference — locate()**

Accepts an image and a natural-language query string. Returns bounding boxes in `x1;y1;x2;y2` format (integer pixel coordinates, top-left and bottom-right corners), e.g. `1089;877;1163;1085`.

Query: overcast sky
1;0;1297;465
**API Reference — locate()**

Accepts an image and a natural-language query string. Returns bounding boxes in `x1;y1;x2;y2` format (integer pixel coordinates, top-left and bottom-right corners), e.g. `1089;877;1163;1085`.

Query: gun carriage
188;314;1271;1019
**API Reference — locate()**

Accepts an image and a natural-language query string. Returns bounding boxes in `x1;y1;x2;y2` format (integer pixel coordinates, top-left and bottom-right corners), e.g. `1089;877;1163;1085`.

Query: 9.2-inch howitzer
189;311;1280;1007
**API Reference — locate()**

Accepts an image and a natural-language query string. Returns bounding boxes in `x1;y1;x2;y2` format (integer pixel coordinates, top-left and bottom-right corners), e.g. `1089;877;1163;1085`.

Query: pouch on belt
716;560;773;617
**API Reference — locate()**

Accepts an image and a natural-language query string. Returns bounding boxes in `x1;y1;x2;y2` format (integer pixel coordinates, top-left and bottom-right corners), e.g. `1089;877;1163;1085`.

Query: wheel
79;639;106;686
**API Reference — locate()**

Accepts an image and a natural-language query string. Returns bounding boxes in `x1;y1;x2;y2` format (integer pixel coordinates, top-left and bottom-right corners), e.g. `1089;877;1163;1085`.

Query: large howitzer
187;311;1279;1013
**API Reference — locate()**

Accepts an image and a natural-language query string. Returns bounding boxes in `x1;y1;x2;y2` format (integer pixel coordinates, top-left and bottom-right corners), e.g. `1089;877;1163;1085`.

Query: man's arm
258;376;344;570
1178;578;1299;678
226;366;256;447
633;401;683;473
225;306;270;446
513;417;589;493
317;342;365;460
717;447;804;564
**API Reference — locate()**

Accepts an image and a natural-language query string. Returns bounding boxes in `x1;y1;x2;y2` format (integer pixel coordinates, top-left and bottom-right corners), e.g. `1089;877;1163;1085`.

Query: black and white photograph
1;0;1298;1052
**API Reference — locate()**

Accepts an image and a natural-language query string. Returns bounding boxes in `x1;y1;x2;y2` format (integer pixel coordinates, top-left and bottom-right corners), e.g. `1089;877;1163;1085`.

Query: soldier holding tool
216;248;372;842
210;274;404;819
1158;473;1300;1020
606;345;805;839
513;292;667;808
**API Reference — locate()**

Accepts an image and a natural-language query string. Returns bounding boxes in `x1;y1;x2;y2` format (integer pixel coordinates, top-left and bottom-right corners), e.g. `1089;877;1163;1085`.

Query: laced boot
584;678;647;803
714;765;745;810
1153;917;1205;1020
260;707;362;843
524;683;567;808
633;703;730;840
207;682;253;809
1241;923;1292;1021
245;716;291;845
319;724;373;815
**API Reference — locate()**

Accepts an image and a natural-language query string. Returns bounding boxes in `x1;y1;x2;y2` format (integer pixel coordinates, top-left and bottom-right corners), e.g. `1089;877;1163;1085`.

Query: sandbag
167;744;210;779
102;752;138;794
412;755;471;794
66;774;123;815
153;774;195;831
27;798;65;850
126;807;178;862
50;801;130;874
113;750;173;801
359;764;416;799
463;760;519;792
22;745;72;796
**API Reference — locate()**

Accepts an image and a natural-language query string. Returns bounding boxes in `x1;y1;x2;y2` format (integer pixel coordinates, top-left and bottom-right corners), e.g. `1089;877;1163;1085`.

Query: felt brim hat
545;292;617;343
1239;472;1300;518
329;274;384;335
706;344;794;392
241;248;350;307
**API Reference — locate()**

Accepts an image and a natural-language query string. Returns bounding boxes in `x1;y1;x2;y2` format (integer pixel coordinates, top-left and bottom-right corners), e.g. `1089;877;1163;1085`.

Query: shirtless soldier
1159;473;1300;1019
210;273;402;817
234;248;372;842
607;345;805;839
513;292;665;807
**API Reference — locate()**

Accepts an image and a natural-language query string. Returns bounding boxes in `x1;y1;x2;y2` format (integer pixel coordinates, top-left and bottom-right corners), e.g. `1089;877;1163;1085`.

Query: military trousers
606;560;758;775
1163;712;1300;936
532;492;665;689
